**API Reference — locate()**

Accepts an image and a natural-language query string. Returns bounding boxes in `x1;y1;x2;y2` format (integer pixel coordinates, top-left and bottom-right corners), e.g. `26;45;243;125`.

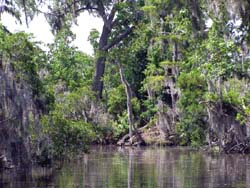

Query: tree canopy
2;0;250;161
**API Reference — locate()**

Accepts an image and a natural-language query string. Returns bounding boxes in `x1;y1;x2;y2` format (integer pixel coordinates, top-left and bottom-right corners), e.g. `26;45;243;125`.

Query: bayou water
1;146;250;188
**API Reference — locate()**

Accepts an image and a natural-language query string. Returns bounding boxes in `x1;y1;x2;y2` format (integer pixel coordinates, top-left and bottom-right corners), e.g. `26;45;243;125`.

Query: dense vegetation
1;0;250;166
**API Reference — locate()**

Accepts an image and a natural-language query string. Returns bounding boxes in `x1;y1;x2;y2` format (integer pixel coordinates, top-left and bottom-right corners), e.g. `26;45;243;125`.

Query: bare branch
75;6;98;14
36;8;57;16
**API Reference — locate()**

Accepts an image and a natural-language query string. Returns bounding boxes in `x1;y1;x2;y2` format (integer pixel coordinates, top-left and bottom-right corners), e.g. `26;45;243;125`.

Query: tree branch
75;6;98;14
103;4;117;30
102;26;135;51
22;0;28;27
108;5;116;22
97;1;108;23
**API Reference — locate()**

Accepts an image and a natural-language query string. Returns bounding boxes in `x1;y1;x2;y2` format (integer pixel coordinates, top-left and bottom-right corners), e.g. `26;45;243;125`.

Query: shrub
42;112;96;159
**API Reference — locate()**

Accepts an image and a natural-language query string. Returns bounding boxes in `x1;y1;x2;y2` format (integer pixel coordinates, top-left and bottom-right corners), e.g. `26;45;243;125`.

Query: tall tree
45;0;142;99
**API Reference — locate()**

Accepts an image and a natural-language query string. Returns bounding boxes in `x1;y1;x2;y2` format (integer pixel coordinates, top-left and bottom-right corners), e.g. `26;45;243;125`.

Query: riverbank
116;124;250;155
117;125;179;147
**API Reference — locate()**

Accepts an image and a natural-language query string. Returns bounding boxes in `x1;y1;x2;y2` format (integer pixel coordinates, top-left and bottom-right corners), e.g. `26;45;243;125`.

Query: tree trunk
91;4;135;100
92;23;110;100
92;56;106;99
118;63;134;141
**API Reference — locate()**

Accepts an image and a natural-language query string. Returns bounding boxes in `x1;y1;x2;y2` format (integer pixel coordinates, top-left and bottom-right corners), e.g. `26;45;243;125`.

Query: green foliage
221;79;250;125
167;8;193;41
39;27;108;157
41;86;97;158
109;97;140;139
140;99;158;123
104;22;151;136
88;29;99;53
111;111;130;139
107;85;127;116
204;24;237;79
131;97;141;116
174;17;244;147
47;28;93;92
177;70;207;146
41;112;95;158
57;87;95;120
142;63;165;93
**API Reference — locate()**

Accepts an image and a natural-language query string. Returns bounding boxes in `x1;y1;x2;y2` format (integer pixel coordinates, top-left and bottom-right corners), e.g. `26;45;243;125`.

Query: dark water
1;147;250;188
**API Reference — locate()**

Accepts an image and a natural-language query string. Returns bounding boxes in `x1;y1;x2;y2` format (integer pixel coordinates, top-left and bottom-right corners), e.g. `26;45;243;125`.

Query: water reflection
0;167;54;188
1;147;250;188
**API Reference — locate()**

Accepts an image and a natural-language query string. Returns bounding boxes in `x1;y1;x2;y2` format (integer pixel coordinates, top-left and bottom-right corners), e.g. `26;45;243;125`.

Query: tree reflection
2;147;250;188
127;148;133;188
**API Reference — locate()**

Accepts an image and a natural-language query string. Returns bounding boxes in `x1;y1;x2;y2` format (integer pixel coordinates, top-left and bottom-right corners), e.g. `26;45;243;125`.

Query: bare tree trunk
118;63;134;141
92;22;110;100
